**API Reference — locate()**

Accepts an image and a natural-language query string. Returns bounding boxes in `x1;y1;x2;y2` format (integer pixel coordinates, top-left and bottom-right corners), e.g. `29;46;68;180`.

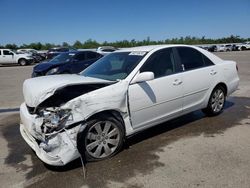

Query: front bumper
20;103;80;166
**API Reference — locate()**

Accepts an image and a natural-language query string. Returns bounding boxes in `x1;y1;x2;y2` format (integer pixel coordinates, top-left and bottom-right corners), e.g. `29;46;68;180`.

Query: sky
0;0;249;45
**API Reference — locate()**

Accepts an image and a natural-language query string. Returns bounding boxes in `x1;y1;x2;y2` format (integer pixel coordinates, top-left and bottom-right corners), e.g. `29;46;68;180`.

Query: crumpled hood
23;74;113;107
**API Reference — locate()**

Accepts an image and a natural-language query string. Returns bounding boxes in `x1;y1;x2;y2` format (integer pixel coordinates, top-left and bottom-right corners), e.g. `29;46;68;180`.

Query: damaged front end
20;103;83;165
20;75;131;166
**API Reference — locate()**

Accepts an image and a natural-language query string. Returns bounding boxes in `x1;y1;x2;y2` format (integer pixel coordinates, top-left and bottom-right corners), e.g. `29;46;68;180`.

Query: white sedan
20;45;239;166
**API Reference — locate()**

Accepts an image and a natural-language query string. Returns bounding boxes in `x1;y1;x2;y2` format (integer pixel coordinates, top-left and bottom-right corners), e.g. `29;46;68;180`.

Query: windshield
81;52;146;81
49;52;76;64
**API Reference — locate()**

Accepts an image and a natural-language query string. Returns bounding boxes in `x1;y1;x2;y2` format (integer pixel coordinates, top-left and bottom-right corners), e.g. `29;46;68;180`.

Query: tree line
1;35;249;50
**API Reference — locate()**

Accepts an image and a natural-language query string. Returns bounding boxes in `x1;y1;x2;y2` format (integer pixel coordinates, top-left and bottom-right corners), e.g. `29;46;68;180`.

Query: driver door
2;50;15;64
128;48;183;129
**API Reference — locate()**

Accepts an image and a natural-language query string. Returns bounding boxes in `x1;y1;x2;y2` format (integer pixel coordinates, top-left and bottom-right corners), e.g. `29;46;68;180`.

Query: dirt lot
0;51;250;188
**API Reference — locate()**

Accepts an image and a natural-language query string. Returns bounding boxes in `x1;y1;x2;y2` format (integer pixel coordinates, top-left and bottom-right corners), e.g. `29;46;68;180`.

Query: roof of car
116;44;197;52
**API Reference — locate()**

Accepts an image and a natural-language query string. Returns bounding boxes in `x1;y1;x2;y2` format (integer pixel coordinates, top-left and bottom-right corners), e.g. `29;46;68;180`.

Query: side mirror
131;72;154;84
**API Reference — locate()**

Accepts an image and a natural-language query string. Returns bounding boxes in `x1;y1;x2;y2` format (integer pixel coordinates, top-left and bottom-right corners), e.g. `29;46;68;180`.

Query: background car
0;49;34;65
236;41;250;51
207;45;217;52
32;50;103;77
217;44;233;52
96;46;118;54
17;49;45;63
45;47;75;59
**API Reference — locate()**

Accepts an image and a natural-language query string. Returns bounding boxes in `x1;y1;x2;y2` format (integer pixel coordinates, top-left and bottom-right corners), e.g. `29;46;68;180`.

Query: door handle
173;79;182;85
210;70;217;75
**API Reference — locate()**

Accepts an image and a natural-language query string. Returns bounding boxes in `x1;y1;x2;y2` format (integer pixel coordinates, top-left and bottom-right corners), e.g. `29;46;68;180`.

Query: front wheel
18;59;27;66
202;86;226;116
77;114;125;161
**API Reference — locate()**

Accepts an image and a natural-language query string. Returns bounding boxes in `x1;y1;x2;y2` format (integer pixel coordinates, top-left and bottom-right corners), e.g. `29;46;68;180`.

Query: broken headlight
39;107;72;135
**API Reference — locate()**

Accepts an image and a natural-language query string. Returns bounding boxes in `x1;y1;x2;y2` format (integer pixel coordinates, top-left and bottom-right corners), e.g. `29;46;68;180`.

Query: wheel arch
215;82;228;96
18;58;26;63
76;109;127;138
86;109;126;130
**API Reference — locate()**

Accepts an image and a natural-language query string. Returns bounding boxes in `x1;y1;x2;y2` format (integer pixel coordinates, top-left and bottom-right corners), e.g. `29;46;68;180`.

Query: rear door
175;47;217;113
128;48;183;129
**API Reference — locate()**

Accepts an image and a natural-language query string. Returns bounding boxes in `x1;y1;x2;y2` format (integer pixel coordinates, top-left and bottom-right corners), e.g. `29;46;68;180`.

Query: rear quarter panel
217;60;239;96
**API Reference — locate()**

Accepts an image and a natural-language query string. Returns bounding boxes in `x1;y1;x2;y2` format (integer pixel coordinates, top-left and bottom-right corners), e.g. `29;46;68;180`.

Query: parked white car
96;46;117;54
236;41;250;51
20;45;239;166
17;48;38;54
217;44;233;52
0;49;34;65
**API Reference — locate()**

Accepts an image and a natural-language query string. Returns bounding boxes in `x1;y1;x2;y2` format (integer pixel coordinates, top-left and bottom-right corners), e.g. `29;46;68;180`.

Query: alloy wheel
211;89;225;113
85;121;121;159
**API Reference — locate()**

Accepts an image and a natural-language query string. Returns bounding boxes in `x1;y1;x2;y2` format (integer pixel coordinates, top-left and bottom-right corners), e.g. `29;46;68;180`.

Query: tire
18;59;27;66
77;114;125;161
202;86;226;116
241;46;246;51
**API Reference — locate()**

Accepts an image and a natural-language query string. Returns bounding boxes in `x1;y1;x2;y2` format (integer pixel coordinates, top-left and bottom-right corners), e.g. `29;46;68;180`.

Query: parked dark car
32;51;103;77
207;45;217;52
45;47;75;59
231;44;238;51
30;51;46;63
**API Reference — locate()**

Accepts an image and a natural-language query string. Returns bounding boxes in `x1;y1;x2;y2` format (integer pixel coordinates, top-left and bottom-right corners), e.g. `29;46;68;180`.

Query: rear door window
177;47;204;71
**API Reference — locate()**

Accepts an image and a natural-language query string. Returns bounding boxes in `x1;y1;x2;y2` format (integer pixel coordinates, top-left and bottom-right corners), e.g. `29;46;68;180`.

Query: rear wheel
77;114;125;161
202;86;226;116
